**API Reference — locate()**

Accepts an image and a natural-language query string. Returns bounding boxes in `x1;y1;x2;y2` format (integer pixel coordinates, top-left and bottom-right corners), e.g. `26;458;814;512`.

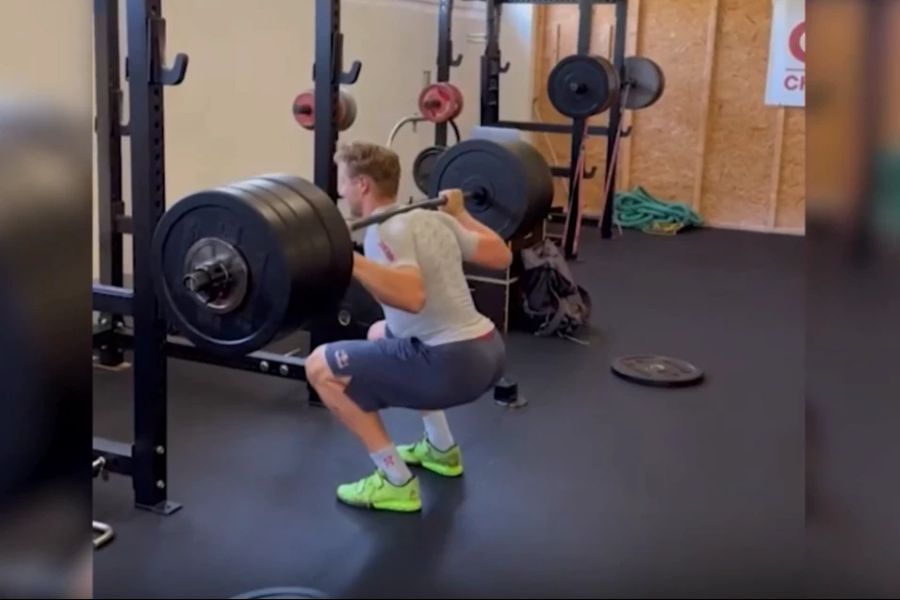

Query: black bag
518;239;592;341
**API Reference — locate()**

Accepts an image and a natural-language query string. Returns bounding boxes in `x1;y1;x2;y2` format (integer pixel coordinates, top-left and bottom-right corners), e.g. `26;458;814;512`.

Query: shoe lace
359;471;386;494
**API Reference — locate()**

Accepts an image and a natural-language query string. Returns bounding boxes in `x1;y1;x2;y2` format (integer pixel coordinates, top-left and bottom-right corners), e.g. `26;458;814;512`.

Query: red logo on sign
789;22;805;63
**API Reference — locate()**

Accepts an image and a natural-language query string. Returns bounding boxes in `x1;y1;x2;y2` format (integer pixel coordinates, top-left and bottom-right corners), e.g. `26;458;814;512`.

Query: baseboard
547;210;805;237
711;222;806;236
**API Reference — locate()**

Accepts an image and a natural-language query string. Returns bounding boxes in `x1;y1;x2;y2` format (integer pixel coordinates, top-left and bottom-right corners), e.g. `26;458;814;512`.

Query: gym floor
93;229;804;599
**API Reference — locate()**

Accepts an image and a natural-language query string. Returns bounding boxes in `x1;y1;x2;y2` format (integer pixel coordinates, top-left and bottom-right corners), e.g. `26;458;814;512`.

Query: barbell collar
183;260;230;296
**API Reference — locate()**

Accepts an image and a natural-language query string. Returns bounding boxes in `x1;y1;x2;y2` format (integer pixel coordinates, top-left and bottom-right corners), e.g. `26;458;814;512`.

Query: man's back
363;208;495;345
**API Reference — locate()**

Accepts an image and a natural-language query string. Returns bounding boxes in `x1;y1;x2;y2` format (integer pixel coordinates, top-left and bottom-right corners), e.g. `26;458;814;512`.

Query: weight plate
292;90;315;130
338;89;357;131
505;140;556;237
547;55;619;118
610;355;704;387
428;139;554;240
622;56;665;110
152;186;294;357
258;174;354;313
412;145;446;194
231;587;329;599
448;83;465;115
228;179;328;332
418;82;464;124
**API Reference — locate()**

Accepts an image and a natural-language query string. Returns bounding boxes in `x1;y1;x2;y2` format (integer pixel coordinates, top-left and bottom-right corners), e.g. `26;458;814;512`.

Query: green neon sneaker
336;470;421;512
397;438;464;477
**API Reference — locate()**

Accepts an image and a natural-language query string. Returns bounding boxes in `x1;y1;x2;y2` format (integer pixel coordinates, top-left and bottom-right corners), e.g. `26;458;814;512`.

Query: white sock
370;446;413;485
422;410;455;452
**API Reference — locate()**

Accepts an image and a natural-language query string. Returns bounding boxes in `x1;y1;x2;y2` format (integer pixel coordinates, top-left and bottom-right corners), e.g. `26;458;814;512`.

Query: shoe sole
337;497;422;512
400;456;463;478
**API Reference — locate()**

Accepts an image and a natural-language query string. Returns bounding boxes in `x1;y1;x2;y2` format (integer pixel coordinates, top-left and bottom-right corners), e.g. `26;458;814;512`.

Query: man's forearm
454;211;513;269
352;253;426;313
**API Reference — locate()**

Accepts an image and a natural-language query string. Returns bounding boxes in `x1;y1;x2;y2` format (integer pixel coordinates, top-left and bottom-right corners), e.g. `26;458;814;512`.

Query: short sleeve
434;212;480;261
374;216;420;267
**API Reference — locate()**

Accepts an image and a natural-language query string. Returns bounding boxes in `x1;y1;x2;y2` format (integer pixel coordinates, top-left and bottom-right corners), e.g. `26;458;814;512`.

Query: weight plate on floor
231;587;329;599
412;145;446;194
547;54;619;118
427;138;554;240
621;56;665;110
611;355;704;387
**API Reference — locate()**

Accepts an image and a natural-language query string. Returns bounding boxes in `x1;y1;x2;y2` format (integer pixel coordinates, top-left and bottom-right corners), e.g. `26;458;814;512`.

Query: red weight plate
292;90;315;130
418;82;463;124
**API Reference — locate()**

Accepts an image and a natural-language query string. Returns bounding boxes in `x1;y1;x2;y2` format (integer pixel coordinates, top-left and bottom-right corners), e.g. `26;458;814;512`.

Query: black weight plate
622;56;665;110
547;54;619;118
245;178;345;322
152;187;293;357
428;139;554;240
228;179;324;331
610;355;704;388
338;90;357;131
231;587;329;599
258;174;354;312
412;145;445;194
503;140;555;235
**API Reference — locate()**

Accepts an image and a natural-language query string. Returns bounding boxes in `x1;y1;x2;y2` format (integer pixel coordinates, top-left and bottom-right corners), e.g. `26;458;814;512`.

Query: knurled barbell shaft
347;190;476;231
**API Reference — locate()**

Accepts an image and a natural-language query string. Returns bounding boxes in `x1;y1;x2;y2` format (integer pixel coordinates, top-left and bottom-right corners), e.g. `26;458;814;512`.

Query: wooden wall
532;0;805;234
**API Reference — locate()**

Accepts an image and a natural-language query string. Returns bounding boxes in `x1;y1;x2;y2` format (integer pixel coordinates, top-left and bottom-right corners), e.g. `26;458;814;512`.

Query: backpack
518;239;592;342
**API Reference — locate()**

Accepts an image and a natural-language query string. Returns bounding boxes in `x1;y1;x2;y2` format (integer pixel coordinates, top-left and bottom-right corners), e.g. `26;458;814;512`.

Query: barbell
151;137;553;357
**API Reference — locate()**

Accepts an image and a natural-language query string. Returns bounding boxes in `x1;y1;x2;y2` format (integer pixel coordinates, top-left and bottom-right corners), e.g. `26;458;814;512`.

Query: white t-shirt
363;207;496;346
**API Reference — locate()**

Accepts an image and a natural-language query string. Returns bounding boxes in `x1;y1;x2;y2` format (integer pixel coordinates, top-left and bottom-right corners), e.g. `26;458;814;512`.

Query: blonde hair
334;142;401;198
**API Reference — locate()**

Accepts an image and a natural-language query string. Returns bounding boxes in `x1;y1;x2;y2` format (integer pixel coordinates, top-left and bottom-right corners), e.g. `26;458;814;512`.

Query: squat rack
91;0;360;512
434;0;465;148
475;0;630;259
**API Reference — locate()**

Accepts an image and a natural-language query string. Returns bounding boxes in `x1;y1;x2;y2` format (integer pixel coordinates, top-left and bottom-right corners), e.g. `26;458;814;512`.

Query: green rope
613;186;703;235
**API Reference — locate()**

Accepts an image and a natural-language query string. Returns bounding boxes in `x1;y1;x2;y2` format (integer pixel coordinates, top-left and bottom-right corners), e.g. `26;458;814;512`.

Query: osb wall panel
776;108;805;228
533;0;806;233
629;0;709;209
701;0;779;228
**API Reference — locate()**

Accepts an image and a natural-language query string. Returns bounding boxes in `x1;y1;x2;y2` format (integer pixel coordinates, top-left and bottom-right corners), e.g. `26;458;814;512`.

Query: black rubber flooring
93;229;805;598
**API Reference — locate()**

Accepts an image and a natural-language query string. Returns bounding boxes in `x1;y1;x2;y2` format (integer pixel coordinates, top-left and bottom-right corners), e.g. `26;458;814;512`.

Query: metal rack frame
478;0;630;258
91;0;357;510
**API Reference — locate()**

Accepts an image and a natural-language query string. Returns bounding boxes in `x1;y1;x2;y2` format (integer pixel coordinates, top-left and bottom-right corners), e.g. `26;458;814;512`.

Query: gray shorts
323;328;506;412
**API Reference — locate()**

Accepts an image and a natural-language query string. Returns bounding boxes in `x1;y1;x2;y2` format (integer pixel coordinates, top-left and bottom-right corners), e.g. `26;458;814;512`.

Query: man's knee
367;320;387;341
306;345;332;388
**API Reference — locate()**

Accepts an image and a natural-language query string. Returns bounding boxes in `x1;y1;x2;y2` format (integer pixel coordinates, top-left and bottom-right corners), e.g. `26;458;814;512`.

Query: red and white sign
765;0;805;107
